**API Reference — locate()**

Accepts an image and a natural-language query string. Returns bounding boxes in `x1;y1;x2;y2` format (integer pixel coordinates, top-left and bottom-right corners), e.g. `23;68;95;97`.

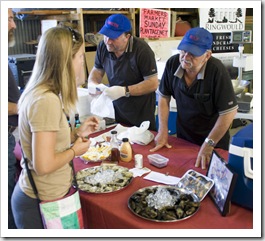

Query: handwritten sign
140;8;170;38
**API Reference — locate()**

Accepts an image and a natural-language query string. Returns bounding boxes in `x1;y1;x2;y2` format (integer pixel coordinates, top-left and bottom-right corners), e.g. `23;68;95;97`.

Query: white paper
129;167;151;177
144;171;180;185
41;20;57;35
89;124;127;143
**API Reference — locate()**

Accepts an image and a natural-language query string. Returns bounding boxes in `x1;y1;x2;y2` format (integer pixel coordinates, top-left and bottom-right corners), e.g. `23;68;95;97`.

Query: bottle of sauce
120;138;132;162
74;113;81;129
110;130;120;164
66;115;71;129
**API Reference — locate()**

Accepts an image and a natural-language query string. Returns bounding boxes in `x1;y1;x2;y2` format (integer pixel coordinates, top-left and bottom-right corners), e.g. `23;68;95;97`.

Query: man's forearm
128;75;159;96
157;96;170;133
88;67;104;84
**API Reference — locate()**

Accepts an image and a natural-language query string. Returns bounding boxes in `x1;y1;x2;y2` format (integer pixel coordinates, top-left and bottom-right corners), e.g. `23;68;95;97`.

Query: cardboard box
85;51;109;85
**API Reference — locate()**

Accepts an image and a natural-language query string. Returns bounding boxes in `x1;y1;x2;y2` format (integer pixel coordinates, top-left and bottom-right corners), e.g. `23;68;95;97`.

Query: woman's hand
76;116;100;138
71;137;91;157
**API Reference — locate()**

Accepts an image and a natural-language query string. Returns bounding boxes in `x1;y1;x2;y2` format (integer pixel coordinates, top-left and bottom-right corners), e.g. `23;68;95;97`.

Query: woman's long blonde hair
18;26;83;115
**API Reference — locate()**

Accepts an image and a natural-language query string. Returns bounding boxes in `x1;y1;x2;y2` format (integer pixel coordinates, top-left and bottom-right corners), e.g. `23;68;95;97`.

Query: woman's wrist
69;147;76;159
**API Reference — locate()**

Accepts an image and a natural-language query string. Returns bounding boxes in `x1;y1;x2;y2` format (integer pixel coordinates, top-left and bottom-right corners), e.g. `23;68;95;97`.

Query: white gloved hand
103;86;125;100
87;82;108;95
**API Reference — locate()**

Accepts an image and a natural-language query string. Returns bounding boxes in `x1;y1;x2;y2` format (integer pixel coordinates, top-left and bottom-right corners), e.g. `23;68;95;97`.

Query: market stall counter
73;127;253;229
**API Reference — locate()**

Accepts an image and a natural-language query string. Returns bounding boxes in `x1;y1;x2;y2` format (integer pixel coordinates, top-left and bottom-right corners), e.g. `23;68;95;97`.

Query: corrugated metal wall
8;18;41;55
9;16;104;55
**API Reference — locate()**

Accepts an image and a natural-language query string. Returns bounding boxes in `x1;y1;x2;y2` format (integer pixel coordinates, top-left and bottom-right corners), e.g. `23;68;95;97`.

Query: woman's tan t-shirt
19;91;72;201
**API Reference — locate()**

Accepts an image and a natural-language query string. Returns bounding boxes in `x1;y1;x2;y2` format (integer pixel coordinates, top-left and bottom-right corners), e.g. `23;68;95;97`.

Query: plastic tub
148;154;169;168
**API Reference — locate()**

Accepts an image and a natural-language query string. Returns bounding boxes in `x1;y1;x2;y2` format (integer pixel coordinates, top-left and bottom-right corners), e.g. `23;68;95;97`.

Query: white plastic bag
117;121;154;145
88;82;115;119
90;93;115;119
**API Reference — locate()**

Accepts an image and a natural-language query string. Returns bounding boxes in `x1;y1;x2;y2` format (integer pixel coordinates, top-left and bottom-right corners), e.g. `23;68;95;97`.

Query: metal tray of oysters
128;185;200;222
76;164;133;193
176;170;214;201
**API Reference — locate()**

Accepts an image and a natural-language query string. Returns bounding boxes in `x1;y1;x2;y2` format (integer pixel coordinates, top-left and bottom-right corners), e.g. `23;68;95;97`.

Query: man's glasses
179;50;208;58
179;50;196;58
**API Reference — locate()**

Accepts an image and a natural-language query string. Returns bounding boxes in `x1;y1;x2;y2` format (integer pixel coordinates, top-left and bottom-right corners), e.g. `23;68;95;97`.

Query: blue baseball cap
99;14;132;39
177;27;213;56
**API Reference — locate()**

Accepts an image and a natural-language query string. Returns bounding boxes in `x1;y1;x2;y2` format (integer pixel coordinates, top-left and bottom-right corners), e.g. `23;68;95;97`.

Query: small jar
120;138;132;162
134;154;143;168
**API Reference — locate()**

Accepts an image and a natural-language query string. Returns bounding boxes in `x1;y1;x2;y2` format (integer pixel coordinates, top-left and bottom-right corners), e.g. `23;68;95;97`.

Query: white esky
1;1;262;239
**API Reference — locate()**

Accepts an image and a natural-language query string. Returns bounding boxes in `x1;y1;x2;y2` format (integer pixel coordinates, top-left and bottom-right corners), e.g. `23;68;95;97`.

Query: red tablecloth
73;128;253;229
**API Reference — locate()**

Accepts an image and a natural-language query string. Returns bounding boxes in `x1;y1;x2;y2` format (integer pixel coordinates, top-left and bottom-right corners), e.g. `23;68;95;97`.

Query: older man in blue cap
88;14;158;131
151;27;238;169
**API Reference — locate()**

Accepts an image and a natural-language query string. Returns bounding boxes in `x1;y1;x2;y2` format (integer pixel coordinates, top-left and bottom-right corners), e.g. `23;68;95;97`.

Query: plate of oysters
76;164;133;193
128;185;200;222
80;143;111;163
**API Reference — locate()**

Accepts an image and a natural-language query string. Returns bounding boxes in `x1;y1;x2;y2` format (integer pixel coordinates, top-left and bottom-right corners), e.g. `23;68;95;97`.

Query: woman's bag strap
19;141;41;202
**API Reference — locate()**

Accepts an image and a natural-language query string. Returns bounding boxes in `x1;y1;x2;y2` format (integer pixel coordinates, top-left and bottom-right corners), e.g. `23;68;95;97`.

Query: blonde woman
11;26;99;229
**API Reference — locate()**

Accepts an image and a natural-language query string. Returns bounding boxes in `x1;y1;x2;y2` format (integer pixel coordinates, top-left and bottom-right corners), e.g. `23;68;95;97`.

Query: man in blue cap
151;27;238;169
88;14;158;130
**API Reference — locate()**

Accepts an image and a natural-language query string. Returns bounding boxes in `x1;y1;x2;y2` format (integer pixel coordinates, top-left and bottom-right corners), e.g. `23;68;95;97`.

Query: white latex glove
103;86;125;100
87;82;108;95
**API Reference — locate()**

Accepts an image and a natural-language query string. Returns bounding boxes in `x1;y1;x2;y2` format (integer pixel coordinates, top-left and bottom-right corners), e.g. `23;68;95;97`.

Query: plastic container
147;154;169;168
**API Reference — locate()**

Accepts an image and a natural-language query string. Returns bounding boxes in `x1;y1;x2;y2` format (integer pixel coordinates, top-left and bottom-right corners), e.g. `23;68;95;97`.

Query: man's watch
205;137;216;147
125;86;130;97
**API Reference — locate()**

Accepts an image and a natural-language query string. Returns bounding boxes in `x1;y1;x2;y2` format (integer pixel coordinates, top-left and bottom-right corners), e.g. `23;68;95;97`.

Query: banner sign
140;8;170;38
200;8;246;53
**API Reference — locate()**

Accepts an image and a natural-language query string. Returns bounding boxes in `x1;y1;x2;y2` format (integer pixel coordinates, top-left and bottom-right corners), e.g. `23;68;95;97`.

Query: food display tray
128;185;200;222
176;170;214;201
76;164;133;194
80;143;111;164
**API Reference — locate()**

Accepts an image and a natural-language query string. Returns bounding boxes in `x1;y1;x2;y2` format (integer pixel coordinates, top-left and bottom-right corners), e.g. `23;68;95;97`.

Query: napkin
144;171;180;185
129;167;151;177
117;121;154;145
89;124;127;144
90;122;154;145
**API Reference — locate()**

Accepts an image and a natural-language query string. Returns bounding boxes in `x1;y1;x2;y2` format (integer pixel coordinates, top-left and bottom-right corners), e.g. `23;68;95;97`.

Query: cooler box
227;123;253;209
